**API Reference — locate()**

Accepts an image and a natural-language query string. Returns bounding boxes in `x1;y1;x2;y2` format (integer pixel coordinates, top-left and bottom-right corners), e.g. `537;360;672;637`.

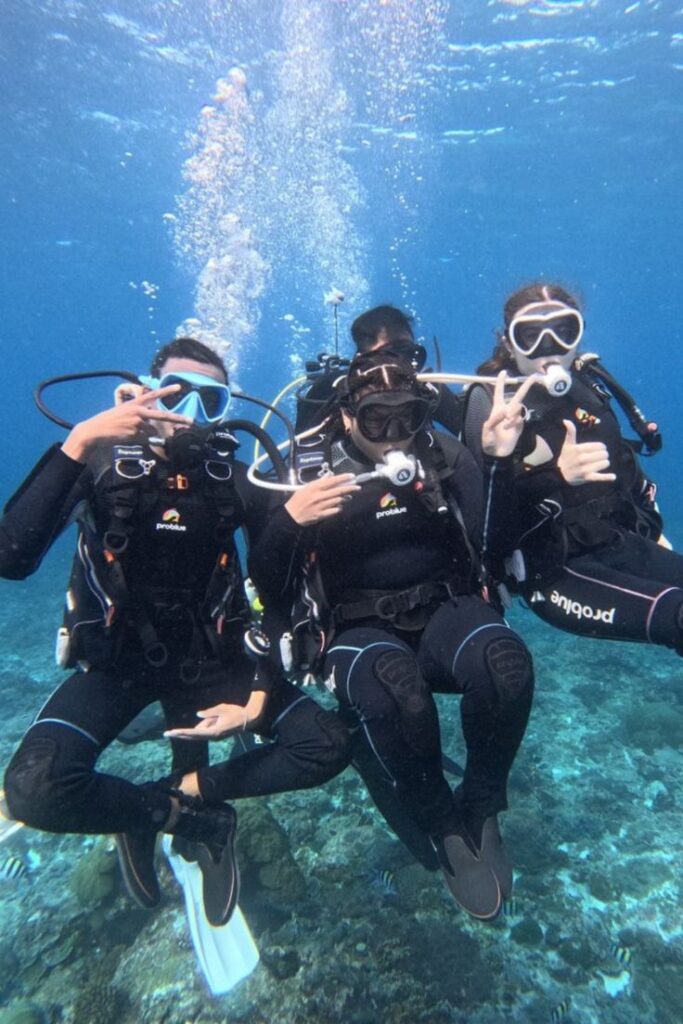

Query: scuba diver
249;349;536;921
295;304;464;435
0;336;350;927
461;282;683;652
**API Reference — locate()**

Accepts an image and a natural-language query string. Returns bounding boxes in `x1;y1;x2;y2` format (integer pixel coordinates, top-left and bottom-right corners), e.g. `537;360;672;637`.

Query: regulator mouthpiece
541;364;571;397
377;449;417;487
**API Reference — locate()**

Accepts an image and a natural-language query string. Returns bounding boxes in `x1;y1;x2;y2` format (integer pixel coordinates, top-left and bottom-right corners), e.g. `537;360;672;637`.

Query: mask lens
510;309;583;355
512;322;545;354
198;386;225;419
159;379;194;410
157;374;230;423
357;398;429;441
549;313;582;346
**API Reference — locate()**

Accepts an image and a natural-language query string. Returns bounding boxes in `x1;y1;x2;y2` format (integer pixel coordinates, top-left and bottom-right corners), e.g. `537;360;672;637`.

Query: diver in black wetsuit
1;337;350;926
462;282;683;652
250;350;536;921
296;304;463;435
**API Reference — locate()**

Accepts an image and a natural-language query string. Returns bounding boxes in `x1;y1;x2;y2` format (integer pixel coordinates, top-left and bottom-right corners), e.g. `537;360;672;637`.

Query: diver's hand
114;382;144;404
62;384;191;463
163;692;267;741
557;419;617;486
481;371;536;457
285;473;360;526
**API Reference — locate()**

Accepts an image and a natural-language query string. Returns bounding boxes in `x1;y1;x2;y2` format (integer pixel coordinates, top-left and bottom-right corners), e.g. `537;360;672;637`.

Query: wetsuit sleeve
233;461;272;556
248;502;310;607
0;445;89;579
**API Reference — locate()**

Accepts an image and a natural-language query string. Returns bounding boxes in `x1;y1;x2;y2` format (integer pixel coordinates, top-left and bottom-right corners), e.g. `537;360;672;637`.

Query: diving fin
162;836;259;995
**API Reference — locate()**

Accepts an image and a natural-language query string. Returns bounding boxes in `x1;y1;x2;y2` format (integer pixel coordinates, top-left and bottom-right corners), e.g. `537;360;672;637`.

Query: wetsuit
462;371;683;652
250;432;534;852
1;443;350;836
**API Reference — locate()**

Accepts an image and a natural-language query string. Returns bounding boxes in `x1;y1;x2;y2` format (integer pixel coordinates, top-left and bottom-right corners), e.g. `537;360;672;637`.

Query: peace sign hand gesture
481;371;536;458
62;384;192;462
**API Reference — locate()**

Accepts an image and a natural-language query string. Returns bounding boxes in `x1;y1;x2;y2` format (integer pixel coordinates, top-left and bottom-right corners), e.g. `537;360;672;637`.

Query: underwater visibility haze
0;1;682;1022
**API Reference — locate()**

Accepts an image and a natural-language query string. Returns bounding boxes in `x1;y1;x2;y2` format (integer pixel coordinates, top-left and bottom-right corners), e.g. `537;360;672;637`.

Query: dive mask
508;302;584;359
139;371;231;426
381;339;428;371
353;390;432;443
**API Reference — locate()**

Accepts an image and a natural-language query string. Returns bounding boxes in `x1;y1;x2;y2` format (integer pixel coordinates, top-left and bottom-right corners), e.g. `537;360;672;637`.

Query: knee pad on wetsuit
374;649;439;760
484;636;534;703
4;735;62;830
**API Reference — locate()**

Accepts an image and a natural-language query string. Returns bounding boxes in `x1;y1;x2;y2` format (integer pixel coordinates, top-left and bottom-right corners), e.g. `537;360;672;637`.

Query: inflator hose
226;418;289;483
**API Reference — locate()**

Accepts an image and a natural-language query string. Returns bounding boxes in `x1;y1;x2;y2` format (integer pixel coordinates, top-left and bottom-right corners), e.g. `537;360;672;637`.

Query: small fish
0;854;28;881
610;944;633;968
323;287;345;306
370;868;398;896
550;997;570;1023
502;897;521;918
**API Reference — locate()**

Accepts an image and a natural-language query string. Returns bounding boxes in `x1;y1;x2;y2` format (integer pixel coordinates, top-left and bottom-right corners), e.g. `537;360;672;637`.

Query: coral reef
70;838;120;909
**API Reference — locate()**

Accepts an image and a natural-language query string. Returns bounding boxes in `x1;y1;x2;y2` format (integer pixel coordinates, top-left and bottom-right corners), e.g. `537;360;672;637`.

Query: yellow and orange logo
575;407;600;428
379;493;397;509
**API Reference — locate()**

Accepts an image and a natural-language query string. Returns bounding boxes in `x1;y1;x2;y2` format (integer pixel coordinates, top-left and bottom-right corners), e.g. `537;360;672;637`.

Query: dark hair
351;305;415;354
150;337;227;382
477;282;582;375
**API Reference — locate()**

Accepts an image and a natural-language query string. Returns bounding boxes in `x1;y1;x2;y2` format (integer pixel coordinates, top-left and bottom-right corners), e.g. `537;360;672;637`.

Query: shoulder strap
293;432;334;483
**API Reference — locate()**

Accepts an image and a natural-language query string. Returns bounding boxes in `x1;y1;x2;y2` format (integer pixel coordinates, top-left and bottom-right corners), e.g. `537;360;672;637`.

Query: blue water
1;2;682;1022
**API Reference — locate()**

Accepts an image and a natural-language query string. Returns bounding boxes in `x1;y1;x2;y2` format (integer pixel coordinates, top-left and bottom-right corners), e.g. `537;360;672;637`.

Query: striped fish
550;997;570;1022
610;944;633;968
370;868;398;896
0;854;28;881
503;897;521;918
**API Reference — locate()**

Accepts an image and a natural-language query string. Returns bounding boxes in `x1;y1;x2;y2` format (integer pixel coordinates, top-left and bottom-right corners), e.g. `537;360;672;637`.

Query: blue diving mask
139;371;231;426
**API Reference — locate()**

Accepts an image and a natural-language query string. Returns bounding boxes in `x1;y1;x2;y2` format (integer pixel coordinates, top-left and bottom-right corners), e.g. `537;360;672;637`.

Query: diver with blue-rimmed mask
1;336;350;931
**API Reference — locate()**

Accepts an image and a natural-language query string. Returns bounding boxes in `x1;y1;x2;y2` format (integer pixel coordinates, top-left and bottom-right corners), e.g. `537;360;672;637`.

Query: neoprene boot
168;794;239;927
116;829;160;909
116;788;239;925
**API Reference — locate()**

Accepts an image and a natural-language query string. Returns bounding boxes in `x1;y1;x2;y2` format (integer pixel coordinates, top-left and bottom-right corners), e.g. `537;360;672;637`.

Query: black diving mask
353;391;432;443
381;339;428;371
